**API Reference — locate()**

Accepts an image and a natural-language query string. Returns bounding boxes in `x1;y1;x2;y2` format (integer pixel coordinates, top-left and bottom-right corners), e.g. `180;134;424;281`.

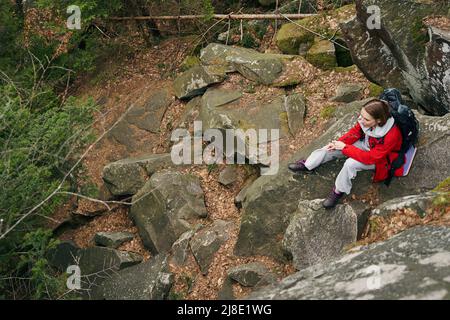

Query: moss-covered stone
368;83;384;97
276;3;356;55
180;56;201;71
276;22;315;55
333;65;358;73
433;176;450;207
173;65;227;99
272;78;302;88
306;39;337;70
340;0;450;115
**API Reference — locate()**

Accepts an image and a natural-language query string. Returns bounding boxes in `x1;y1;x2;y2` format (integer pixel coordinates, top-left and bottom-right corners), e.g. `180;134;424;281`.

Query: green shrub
0;84;96;299
241;33;258;48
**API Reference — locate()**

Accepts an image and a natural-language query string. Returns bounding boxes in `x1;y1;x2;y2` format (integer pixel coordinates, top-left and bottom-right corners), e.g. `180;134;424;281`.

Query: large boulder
249;226;450;300
125;88;172;133
190;220;234;275
278;0;353;14
198;88;306;171
234;106;450;261
47;241;80;272
105;89;172;153
219;166;238;186
282;200;358;270
371;192;439;218
102;153;173;196
276;20;315;55
200;87;305;138
200;43;295;85
340;0;450;115
170;229;197;266
93;254;173;300
48;244;143;298
77;247;143;276
332;83;365;103
178;96;202;129
276;4;356;55
285;94;307;134
306;39;337;70
129;170;207;255
94;232;134;248
173;65;227;99
228;263;277;287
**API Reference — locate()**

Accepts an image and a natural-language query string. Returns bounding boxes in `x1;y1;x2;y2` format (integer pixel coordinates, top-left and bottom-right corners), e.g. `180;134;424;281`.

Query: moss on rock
276;22;315;55
180;56;201;71
306;39;337;70
368;83;384;97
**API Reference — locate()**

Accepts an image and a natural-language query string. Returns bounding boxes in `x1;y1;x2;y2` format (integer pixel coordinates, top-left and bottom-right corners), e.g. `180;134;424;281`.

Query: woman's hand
332;141;346;150
324;142;335;151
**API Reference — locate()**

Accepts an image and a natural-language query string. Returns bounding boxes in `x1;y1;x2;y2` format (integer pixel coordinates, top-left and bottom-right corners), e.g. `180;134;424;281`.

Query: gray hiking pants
304;140;375;195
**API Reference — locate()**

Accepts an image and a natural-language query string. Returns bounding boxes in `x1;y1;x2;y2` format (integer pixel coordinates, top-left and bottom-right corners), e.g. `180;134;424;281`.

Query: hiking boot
322;188;345;209
288;160;312;173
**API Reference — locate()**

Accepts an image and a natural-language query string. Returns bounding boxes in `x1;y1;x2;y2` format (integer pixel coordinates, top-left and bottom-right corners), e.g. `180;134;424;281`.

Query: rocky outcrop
77;247;143;276
190;220;233;275
249;226;450;300
47;241;80;271
228;263;277;287
130;170;207;255
234;105;450;261
102;153;172;196
219;166;238;186
173;65;227;99
170;229;197;266
200;87;305;138
106;89;172;152
94;232;134;248
93;254;173;300
200;43;296;85
371;192;440;218
276;4;355;55
341;0;450;115
48;242;142;277
306;39;337;70
125;88;172;133
48;243;144;297
332;83;364;103
282;200;358;270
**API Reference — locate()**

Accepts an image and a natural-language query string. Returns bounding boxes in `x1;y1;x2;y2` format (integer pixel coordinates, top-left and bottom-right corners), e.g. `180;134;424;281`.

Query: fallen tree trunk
109;13;316;21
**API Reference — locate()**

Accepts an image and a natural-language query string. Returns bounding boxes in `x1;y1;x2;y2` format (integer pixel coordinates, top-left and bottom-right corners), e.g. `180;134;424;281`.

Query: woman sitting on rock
288;99;404;209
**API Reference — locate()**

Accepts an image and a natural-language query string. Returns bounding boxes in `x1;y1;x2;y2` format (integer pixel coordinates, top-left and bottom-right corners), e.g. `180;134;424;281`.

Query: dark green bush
0;1;104;299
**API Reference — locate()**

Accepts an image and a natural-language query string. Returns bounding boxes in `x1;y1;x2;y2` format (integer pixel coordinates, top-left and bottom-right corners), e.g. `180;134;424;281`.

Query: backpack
379;88;420;186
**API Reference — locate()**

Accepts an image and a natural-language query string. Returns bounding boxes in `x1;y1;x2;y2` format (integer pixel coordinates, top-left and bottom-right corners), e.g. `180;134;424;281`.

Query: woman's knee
343;158;364;170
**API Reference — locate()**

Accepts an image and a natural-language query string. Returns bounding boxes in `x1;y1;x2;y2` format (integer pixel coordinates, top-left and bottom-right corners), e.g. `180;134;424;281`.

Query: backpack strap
384;150;405;187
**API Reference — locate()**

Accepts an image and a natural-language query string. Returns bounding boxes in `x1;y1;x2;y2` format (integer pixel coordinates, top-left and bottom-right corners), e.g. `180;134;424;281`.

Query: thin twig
93;23;111;39
226;16;231;45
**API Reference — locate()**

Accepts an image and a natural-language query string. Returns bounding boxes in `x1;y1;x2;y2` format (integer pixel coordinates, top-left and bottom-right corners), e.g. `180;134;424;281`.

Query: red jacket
338;121;404;182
